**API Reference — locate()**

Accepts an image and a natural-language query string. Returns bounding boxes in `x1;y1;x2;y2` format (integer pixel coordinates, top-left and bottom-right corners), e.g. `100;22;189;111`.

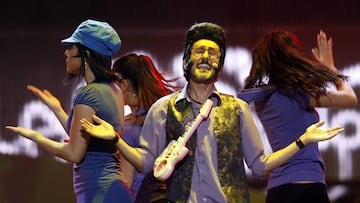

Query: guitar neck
178;99;213;146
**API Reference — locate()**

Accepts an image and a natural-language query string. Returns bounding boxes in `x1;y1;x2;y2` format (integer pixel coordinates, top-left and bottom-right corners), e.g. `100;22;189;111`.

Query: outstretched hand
300;121;344;145
80;115;116;140
5;125;42;141
311;30;338;72
27;85;62;111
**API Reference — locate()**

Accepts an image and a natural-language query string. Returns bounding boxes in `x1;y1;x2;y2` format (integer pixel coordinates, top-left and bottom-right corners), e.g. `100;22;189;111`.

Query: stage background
1;0;359;202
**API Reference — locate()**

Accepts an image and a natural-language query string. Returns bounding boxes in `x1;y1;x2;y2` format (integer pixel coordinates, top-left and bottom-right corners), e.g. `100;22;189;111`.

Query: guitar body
153;99;213;181
153;140;189;181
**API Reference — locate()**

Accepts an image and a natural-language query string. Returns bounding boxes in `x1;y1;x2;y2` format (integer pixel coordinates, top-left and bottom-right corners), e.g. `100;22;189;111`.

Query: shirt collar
175;83;222;106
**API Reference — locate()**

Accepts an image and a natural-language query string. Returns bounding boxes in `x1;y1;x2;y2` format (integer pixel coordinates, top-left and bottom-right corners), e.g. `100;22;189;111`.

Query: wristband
112;133;120;144
295;138;306;149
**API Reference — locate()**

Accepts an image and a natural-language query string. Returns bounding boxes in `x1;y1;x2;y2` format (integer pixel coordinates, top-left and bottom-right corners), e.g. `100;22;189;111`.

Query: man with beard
80;22;343;203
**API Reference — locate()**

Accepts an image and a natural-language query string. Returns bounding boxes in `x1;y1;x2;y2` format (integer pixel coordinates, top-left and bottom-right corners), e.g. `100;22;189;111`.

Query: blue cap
61;19;121;56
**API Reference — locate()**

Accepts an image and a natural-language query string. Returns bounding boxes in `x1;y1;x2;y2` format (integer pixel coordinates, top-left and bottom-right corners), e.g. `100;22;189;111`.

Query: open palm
301;121;344;145
27;85;62;111
80;115;116;140
5;126;41;141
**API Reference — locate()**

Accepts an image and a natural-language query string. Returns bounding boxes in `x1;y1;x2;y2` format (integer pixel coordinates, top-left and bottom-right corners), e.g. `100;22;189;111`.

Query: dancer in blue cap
6;19;133;203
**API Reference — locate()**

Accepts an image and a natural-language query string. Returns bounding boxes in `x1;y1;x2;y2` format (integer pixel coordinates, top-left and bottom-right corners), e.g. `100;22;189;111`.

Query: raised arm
27;85;69;130
311;31;358;108
312;30;335;70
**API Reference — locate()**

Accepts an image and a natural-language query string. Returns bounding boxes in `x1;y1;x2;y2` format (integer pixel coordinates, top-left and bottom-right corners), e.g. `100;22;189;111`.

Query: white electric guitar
153;99;213;181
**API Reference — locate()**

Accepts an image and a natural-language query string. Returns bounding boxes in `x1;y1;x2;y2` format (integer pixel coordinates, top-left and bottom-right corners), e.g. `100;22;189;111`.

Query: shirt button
203;197;207;202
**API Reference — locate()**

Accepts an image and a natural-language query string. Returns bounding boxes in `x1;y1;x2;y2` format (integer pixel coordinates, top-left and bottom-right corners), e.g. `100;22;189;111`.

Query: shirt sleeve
137;96;170;174
73;85;100;111
238;98;268;177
